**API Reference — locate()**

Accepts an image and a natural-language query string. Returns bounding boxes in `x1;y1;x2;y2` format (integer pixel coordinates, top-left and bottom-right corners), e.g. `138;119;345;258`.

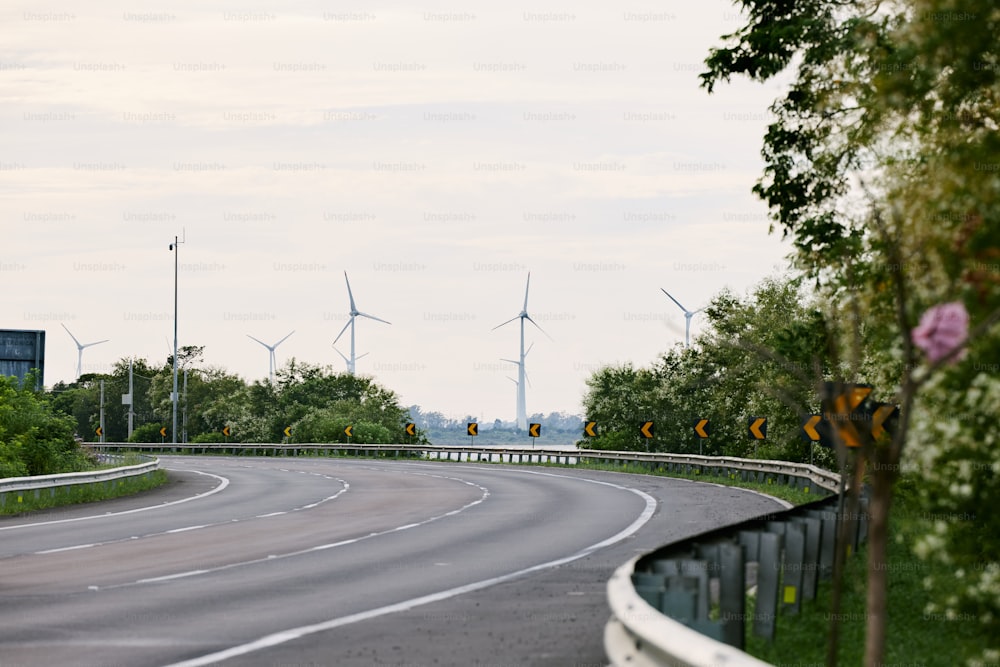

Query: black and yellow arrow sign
467;422;478;436
640;421;654;439
344;425;353;438
96;426;103;437
405;423;416;437
528;423;541;438
159;426;167;437
748;417;767;440
584;421;598;437
694;419;710;439
822;382;874;448
871;403;898;441
283;426;292;438
222;426;231;437
801;415;824;441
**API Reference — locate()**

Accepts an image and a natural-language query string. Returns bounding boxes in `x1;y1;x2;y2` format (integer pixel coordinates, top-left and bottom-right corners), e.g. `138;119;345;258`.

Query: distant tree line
48;349;416;446
580;275;834;465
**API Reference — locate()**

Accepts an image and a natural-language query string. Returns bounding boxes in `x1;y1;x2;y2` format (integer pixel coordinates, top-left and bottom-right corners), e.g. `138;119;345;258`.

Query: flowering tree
703;0;1000;664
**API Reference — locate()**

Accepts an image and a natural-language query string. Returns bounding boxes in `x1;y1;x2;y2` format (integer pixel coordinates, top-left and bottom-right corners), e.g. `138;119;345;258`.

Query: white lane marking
164;479;656;667
166;525;207;534
136;570;209;584
27;478;348;555
102;473;490;589
255;512;286;518
35;543;97;554
0;470;229;532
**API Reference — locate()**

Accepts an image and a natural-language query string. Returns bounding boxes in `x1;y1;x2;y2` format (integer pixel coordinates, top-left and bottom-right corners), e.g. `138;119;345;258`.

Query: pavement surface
0;456;785;667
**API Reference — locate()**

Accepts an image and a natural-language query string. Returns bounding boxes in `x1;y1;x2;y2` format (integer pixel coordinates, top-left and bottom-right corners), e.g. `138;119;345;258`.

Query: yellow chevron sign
640;421;654;439
283;426;292;438
344;425;353;438
159;427;167;437
405;423;416;437
96;426;103;437
871;404;898;440
822;382;874;448
748;417;767;440
222;426;231;437
584;421;598;437
467;422;478;436
802;415;823;441
694;419;710;439
528;423;541;438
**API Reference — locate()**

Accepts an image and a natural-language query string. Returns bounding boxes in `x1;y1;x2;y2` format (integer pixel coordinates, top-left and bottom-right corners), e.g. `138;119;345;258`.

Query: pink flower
912;301;969;364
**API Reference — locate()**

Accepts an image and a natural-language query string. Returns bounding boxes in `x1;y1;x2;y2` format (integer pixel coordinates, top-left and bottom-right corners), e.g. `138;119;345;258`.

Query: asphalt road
0;456;785;667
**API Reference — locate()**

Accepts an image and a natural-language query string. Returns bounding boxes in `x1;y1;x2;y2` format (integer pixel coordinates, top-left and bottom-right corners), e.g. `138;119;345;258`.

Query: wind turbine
661;288;705;348
332;272;390;374
493;273;549;430
62;323;109;379
246;331;295;384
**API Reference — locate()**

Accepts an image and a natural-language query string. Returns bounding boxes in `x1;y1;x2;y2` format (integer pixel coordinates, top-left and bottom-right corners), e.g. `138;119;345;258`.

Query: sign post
528;423;541;447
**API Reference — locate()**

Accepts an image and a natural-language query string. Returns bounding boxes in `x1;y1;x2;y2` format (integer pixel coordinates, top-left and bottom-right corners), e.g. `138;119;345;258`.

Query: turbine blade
331;345;349;364
356;352;370;360
522;272;531;312
246;334;269;348
492;315;520;330
61;323;82;347
661;288;688;313
274;330;295;347
357;311;391;325
344;271;357;312
333;318;352;345
500;358;519;366
83;339;110;349
692;306;707;315
524;315;553;341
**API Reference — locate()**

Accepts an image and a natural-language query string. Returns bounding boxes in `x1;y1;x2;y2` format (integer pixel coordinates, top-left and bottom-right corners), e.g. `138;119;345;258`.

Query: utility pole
99;379;105;444
169;233;184;445
123;358;134;440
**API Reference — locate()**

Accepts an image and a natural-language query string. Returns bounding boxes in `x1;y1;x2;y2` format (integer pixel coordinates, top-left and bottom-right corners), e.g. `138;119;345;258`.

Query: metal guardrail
84;443;840;495
0;456;160;506
605;486;863;667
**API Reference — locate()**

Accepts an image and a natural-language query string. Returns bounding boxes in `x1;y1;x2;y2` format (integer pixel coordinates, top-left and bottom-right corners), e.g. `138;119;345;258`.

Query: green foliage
0;375;92;476
580;275;836;466
703;0;1000;661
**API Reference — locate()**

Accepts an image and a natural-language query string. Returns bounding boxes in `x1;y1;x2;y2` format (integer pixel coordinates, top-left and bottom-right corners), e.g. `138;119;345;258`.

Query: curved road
0;456;785;666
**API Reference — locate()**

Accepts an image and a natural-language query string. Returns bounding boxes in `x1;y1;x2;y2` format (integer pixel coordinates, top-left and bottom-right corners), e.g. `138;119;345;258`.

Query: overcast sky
2;1;793;420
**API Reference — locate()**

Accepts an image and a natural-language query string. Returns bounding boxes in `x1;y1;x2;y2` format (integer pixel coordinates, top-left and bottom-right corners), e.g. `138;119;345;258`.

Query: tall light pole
169;233;184;444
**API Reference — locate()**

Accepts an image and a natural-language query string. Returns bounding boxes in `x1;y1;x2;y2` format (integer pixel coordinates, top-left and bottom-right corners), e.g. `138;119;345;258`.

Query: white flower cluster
909;370;1000;646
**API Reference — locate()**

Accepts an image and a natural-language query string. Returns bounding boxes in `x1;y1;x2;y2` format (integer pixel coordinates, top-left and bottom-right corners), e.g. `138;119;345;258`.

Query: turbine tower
333;272;390;374
493;273;549;430
661;288;705;348
62;324;109;379
246;331;295;384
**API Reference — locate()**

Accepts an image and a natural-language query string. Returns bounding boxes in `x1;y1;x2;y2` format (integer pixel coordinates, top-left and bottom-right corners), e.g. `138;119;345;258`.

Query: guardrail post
782;523;805;616
754;531;781;640
719;541;745;649
792;516;822;600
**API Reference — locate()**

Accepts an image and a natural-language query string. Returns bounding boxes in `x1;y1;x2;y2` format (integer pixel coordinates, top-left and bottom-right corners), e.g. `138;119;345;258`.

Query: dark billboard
0;329;45;389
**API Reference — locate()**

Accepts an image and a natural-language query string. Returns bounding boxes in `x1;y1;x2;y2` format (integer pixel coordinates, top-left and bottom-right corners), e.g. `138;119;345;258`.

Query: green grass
744;490;995;666
0;469;169;515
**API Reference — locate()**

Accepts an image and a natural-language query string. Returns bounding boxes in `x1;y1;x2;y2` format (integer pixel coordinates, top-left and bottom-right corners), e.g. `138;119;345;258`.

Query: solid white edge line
0;469;229;531
163;479;657;667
